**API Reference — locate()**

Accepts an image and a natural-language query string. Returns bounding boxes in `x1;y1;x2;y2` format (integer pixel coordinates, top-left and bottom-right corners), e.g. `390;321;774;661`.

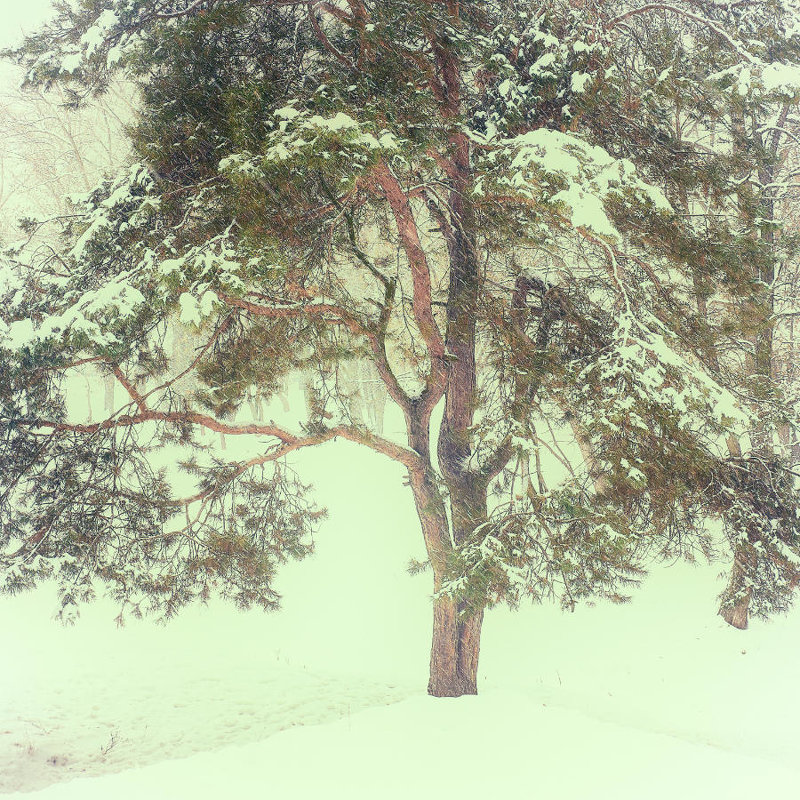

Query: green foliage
443;486;648;612
2;0;800;628
0;419;321;620
714;457;800;619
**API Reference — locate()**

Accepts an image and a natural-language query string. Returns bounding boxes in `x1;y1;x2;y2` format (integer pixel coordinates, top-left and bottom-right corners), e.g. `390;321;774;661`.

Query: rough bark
719;593;751;630
406;445;488;696
428;485;489;696
719;548;752;629
407;466;481;696
428;592;484;696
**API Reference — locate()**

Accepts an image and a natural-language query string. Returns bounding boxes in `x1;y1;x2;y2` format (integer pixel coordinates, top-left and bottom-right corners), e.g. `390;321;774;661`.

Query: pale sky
0;0;60;90
0;0;59;50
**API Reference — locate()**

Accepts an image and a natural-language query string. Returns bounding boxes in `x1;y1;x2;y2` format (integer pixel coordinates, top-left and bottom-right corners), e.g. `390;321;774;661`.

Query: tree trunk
427;484;489;697
719;550;752;630
406;466;487;697
402;46;489;695
428;593;484;696
719;591;751;630
717;112;780;630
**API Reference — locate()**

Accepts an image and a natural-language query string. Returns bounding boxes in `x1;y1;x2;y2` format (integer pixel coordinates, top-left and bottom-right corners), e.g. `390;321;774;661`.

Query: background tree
0;80;133;236
599;3;800;628
2;0;800;697
0;78;136;415
719;87;800;629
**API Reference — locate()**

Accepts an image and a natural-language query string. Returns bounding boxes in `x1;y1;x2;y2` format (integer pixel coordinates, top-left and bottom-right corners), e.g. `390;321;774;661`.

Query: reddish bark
429;594;484;696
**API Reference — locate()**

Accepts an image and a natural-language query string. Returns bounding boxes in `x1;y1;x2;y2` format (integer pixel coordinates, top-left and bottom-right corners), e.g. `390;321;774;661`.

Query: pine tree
718;84;800;628
613;4;800;628
2;0;800;695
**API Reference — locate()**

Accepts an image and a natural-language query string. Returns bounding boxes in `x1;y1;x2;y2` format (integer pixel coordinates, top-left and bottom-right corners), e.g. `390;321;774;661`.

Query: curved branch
17;410;422;470
373;164;446;361
605;4;757;64
217;290;412;411
307;2;356;68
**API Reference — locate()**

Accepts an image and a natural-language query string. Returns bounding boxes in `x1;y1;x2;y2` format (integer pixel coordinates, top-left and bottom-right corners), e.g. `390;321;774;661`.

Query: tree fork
406;460;488;697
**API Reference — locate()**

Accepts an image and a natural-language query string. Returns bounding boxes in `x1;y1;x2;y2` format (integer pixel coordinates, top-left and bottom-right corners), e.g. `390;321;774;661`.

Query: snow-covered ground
2;441;800;799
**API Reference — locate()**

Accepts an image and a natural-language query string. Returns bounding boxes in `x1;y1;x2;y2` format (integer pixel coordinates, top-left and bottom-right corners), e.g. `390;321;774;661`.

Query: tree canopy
3;0;800;695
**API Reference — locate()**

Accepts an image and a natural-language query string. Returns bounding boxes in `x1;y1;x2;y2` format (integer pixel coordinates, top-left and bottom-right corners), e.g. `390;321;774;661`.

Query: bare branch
605;3;758;64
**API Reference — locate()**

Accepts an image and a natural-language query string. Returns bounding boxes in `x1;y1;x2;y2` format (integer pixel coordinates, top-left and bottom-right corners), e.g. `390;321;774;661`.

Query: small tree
3;0;800;696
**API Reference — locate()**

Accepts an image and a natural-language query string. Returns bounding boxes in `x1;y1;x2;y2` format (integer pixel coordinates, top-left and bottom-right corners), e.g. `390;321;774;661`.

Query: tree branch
605;3;757;64
21;409;422;473
107;362;148;413
307;2;356;68
373;164;446;361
